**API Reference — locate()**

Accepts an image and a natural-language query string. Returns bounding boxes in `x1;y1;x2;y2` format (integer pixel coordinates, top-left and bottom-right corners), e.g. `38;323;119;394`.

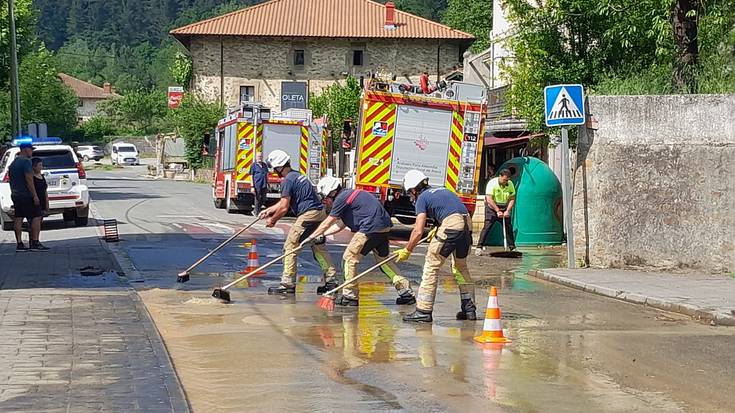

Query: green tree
82;115;118;141
501;0;735;133
167;93;223;168
0;0;37;88
309;77;362;147
17;50;78;138
98;90;168;135
441;0;492;52
170;50;193;88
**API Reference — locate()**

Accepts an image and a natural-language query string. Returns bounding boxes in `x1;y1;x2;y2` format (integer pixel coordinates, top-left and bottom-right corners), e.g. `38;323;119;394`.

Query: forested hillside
32;0;457;91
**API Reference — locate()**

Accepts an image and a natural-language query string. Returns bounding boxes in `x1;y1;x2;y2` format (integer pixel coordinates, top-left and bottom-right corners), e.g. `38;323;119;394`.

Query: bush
167;93;223;169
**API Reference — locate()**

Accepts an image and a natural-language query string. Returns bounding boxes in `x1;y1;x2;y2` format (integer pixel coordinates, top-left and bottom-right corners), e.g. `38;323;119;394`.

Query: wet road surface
89;168;735;413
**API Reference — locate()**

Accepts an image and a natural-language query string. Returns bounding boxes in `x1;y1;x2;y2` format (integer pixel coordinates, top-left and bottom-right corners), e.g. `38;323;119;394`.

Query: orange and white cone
474;286;512;344
239;239;266;276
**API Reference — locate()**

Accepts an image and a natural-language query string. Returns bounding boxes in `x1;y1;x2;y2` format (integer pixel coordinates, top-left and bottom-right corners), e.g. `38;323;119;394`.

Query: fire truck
354;81;487;223
213;103;328;213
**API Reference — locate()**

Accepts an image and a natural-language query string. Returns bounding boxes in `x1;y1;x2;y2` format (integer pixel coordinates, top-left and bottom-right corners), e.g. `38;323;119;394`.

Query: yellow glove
395;248;412;262
426;227;438;242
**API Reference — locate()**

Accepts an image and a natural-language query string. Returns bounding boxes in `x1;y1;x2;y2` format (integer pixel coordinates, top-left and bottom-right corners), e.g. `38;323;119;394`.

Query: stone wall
190;36;463;109
573;95;735;274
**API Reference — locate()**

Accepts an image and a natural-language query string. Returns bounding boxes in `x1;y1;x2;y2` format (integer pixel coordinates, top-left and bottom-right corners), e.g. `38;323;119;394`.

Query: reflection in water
480;343;507;400
356;282;396;362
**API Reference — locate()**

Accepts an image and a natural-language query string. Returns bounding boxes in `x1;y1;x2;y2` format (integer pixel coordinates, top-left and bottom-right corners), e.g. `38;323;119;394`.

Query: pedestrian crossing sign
544;84;585;127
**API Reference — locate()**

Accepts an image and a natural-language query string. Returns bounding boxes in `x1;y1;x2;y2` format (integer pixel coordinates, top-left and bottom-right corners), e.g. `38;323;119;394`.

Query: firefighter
301;176;416;307
258;150;339;295
395;170;477;323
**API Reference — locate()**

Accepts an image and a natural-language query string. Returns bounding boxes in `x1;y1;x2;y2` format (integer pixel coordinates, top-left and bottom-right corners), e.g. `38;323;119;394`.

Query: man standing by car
476;169;517;255
250;152;268;215
8;143;44;251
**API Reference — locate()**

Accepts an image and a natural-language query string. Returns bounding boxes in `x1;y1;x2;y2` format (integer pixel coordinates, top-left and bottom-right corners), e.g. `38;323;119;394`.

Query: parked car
76;145;104;162
0;137;89;230
111;142;140;165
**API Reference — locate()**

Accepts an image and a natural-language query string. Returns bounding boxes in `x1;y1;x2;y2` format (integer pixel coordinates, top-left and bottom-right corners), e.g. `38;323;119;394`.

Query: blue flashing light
11;136;63;146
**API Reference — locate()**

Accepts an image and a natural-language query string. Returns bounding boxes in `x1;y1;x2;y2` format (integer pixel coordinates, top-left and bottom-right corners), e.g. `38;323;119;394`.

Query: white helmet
266;150;290;169
403;170;428;191
316;176;341;197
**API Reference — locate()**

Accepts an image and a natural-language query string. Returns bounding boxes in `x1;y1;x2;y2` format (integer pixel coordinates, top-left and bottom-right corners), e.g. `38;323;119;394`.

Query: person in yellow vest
476;169;516;255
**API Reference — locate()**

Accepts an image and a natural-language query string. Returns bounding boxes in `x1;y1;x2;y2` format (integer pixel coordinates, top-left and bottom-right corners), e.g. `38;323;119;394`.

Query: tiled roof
170;0;474;41
58;73;118;99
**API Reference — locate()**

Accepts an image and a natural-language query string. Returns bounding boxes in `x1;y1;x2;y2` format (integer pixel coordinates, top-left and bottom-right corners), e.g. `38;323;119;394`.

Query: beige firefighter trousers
416;214;475;312
281;209;338;287
341;230;412;299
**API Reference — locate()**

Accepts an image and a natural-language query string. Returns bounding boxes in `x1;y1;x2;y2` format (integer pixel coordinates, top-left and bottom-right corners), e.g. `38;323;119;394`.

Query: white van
111;142;140;165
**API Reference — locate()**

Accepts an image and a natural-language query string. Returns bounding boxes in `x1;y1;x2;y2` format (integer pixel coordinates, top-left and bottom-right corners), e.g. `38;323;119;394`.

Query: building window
240;86;255;104
352;50;364;67
294;49;305;67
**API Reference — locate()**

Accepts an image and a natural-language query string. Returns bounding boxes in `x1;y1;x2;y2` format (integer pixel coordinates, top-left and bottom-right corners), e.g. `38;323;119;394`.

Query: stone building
58;73;118;123
170;0;474;110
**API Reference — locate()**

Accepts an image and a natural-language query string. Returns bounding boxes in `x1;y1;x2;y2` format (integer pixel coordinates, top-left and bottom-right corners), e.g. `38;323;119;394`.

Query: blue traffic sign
544;84;585;127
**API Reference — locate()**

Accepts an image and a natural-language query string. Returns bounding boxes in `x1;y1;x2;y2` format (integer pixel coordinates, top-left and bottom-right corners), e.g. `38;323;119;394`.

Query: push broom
212;244;305;303
317;235;430;312
177;218;261;283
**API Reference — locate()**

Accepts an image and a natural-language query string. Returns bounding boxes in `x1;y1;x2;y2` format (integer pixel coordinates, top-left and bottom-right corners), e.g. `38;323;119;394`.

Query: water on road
88;168;735;413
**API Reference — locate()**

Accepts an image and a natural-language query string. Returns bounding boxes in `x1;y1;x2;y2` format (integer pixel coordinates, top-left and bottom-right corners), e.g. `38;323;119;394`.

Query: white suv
0;139;90;230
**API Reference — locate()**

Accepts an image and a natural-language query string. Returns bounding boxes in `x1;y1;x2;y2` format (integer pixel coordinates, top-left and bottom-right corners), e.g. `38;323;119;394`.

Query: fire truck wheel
214;198;225;209
225;185;238;213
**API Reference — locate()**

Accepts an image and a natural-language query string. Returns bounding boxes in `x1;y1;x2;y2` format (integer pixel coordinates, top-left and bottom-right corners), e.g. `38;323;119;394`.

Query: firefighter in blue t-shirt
258;150;338;295
301;176;416;307
395;170;477;323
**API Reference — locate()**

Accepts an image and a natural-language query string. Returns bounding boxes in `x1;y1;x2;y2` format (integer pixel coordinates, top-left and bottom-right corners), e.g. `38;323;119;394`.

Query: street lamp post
8;0;22;137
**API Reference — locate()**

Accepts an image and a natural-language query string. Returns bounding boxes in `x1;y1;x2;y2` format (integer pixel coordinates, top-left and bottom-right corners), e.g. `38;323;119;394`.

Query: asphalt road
88;166;735;413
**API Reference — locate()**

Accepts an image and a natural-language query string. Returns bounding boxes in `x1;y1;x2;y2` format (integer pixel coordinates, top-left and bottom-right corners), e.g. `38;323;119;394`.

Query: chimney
103;82;112;94
384;2;396;30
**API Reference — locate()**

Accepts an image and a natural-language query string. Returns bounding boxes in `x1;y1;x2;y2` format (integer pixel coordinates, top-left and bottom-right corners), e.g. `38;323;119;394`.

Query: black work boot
267;284;296;295
456;298;477;320
395;291;416;305
316;281;338;295
403;309;433;323
336;295;359;307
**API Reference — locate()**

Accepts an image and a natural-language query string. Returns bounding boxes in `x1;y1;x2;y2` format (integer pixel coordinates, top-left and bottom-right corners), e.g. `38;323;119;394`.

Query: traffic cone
239;239;266;276
474;286;512;344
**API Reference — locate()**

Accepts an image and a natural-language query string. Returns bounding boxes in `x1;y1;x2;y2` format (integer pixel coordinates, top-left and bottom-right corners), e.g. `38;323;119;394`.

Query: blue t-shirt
8;156;32;198
330;189;392;234
414;187;468;222
280;171;322;216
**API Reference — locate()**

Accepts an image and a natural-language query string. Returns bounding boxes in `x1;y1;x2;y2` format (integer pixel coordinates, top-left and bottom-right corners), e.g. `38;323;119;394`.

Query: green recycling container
481;157;564;246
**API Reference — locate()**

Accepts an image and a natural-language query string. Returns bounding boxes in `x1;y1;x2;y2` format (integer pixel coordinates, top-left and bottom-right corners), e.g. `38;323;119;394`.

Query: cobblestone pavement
0;221;188;412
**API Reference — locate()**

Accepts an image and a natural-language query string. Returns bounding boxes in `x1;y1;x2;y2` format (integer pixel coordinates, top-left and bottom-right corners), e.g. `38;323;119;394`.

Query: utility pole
8;0;22;137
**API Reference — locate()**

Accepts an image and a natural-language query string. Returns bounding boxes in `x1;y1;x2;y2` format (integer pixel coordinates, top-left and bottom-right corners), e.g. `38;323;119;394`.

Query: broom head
317;294;336;311
177;272;190;283
489;250;523;258
212;288;231;303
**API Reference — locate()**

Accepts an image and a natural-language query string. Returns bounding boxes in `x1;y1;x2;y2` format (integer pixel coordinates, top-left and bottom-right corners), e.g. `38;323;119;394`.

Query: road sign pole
561;127;575;268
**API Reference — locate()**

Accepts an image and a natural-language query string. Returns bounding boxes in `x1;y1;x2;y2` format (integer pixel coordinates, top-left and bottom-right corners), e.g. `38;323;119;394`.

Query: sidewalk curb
89;201;192;413
528;269;735;326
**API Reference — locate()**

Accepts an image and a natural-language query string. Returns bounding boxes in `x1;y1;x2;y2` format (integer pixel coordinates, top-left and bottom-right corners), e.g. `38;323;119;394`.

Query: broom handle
323;235;430;297
502;215;508;251
221;245;305;291
183;219;260;273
